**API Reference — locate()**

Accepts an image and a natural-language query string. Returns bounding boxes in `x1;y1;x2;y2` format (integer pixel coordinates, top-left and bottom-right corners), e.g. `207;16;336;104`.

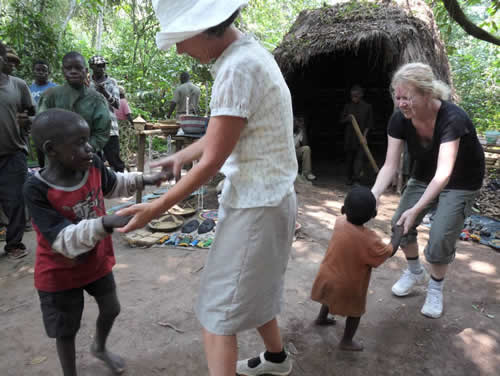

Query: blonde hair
391;62;451;101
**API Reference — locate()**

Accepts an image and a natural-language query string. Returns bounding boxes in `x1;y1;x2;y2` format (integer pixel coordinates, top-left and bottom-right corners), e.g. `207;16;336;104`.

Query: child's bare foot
339;339;364;351
90;342;126;374
314;316;336;326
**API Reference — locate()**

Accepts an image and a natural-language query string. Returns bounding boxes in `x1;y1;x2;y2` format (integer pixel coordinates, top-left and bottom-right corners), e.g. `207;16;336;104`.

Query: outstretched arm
397;139;459;234
371;135;404;200
117;115;245;232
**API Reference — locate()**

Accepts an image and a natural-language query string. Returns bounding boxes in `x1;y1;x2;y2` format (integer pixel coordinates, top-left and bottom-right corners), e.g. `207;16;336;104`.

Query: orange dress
311;217;392;317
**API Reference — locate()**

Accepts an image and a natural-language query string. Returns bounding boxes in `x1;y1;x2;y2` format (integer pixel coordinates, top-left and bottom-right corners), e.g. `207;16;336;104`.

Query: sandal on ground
182;219;200;233
6;248;28;259
198;219;215;234
148;214;184;232
169;202;197;217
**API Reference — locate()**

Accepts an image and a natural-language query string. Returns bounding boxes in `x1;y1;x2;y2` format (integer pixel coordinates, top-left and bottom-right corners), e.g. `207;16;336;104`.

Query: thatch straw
274;0;452;86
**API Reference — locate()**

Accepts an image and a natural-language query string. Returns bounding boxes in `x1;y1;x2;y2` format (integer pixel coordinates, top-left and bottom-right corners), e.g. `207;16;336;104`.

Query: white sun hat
153;0;248;50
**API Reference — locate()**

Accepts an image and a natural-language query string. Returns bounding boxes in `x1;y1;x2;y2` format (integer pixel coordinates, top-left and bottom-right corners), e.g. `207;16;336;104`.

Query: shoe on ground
305;173;316;181
6;248;28;260
237;352;292;376
391;268;429;297
421;288;443;318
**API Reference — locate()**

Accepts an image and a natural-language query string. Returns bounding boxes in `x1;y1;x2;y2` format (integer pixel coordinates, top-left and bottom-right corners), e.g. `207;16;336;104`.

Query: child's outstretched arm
390;225;404;257
97;156;170;199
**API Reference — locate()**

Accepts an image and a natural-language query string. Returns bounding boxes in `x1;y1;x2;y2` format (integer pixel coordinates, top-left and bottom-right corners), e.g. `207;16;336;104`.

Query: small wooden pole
136;132;145;204
349;114;379;174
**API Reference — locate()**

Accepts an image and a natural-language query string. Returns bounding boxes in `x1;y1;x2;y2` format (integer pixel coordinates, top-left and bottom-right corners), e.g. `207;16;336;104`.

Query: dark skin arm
390;225;404;257
95;83;120;109
101;170;170;231
126;113;134;126
166;101;176;119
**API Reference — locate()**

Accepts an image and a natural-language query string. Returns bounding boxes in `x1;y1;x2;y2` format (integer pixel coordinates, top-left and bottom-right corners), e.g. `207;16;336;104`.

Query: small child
311;186;403;351
24;108;167;375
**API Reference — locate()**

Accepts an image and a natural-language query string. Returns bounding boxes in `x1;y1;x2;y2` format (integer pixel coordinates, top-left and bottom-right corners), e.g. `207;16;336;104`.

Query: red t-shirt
24;158;116;292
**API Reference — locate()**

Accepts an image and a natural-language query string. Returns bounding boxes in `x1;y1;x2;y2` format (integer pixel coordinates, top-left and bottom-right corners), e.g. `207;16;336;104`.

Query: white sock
407;258;423;274
429;278;444;292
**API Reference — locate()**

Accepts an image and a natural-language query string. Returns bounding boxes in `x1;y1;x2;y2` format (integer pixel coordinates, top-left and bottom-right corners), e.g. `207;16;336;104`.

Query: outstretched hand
397;208;418;235
150;154;184;182
102;214;133;231
115;203;162;233
142;169;173;187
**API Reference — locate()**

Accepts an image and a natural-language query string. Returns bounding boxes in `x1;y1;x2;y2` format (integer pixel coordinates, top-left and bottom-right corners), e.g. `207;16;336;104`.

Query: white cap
153;0;248;50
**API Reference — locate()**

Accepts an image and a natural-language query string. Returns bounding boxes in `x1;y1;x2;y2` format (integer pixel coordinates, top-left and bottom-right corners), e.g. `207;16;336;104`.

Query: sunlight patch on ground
469;261;496;275
158;274;174;283
454;328;500;375
455;252;471;260
114;263;129;270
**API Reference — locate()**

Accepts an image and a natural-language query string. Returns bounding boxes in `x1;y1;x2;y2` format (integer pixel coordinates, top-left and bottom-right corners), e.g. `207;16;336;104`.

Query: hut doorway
287;45;395;178
274;0;453;182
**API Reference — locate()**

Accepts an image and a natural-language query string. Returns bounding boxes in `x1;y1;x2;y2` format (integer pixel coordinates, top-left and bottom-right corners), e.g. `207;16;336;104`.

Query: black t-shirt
388;101;484;190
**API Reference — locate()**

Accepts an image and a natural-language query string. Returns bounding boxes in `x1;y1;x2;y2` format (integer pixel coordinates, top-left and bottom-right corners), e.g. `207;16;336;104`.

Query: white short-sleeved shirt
210;35;297;208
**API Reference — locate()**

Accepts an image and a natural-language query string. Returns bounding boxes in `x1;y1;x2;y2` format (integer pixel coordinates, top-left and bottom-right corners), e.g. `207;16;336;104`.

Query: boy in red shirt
24;109;167;375
311;186;403;351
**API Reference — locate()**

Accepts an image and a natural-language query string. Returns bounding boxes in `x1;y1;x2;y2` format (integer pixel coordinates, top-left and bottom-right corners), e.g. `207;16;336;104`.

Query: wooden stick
349;114;379;174
136;133;145;204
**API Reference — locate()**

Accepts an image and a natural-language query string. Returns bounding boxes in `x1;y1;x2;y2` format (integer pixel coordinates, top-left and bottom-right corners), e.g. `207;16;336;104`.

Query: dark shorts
38;272;116;338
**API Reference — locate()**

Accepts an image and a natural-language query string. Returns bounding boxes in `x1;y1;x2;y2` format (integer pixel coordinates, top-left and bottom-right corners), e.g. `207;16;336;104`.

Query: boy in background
29;59;57;167
38;52;111;154
24;109;167;375
311;186;403;351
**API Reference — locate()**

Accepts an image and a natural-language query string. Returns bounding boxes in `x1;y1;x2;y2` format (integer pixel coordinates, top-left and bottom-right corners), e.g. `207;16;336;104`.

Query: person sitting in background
167;71;201;119
294;117;316;181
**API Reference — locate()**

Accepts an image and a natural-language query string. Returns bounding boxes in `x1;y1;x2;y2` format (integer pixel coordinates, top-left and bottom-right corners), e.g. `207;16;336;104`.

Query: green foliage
427;0;499;133
2;0;497;133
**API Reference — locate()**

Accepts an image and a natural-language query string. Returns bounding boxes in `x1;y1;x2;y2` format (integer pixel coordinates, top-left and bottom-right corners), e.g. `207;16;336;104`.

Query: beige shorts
195;192;296;335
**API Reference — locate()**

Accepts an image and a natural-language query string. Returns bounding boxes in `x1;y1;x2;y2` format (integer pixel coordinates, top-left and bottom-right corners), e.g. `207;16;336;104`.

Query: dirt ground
0;177;499;376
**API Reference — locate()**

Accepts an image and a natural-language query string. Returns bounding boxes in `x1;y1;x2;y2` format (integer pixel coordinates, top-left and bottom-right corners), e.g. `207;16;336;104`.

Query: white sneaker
421;288;443;318
391;268;429;296
236;352;292;376
305;173;316;181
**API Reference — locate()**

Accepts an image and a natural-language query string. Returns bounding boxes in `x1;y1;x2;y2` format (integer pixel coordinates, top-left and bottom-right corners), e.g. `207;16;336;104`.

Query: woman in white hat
117;1;298;375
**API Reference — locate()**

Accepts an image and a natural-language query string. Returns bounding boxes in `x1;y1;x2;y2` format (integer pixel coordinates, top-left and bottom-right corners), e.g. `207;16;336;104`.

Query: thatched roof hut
274;0;452;166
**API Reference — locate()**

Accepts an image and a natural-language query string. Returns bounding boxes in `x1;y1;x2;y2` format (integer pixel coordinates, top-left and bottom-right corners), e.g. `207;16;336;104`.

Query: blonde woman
371;62;484;318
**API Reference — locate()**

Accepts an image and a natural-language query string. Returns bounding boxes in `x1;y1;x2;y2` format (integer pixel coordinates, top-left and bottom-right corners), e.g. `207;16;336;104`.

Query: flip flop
148;214;184;232
169;202;197;217
165;234;178;245
182;219;200;233
197;238;213;249
198;219;215;234
178;236;193;247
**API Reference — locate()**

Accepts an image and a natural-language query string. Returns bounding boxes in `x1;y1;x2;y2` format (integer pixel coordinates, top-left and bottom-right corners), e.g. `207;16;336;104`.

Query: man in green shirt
38;52;111;152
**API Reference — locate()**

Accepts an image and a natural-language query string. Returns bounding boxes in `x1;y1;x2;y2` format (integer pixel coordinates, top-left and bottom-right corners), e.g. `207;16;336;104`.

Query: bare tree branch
441;0;500;45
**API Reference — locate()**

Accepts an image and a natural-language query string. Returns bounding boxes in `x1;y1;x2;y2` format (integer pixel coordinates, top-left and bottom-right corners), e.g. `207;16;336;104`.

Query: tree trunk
96;2;105;52
441;0;500;45
60;0;78;39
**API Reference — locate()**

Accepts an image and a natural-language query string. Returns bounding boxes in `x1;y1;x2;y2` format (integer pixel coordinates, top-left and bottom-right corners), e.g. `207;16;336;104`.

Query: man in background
167;71;200;119
341;85;374;185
